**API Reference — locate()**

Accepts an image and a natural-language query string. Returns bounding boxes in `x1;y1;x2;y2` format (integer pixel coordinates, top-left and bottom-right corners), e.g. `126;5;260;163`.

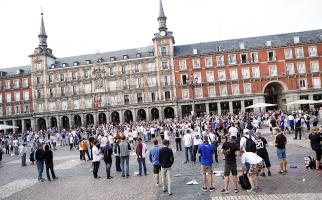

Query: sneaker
268;171;271;176
247;188;256;194
209;187;215;192
168;193;173;196
260;172;266;177
202;187;208;192
220;189;229;194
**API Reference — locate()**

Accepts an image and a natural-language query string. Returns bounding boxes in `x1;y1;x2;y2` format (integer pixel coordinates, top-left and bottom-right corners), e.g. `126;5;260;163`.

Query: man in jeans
274;127;287;174
183;130;193;164
198;136;215;192
149;139;161;186
136;138;147;176
159;140;174;196
119;136;131;177
35;142;45;182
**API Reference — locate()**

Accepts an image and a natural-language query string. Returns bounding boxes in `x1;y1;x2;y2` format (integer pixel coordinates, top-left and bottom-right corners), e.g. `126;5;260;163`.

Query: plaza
0;126;321;200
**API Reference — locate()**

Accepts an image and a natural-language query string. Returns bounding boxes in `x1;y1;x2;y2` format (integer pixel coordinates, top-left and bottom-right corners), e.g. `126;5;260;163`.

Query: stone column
132;109;137;122
241;100;245;113
31;118;36;132
217;102;221;116
13;120;18;134
93;113;98;125
68;115;73;128
145;108;150;121
205;103;210;115
309;94;314;109
119;110;123;123
57;116;62;131
22;119;26;132
229;101;233;114
106;111;110;123
159;107;164;120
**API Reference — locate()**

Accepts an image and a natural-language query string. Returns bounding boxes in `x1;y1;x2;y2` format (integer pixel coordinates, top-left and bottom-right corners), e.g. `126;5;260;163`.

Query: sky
0;0;322;69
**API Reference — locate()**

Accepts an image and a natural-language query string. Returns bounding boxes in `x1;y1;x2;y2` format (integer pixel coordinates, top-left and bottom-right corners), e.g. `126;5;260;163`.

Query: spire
159;0;166;18
158;0;167;32
38;13;48;48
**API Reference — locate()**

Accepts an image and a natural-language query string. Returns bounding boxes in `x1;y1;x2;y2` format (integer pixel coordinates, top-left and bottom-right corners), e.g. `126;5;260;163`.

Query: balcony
22;84;29;88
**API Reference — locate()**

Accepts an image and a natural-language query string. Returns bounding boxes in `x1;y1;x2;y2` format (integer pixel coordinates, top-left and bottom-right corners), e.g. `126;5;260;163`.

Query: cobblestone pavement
0;128;322;200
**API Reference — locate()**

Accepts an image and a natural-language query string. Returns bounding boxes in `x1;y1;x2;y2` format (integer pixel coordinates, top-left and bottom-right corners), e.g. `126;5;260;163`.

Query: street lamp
189;73;198;117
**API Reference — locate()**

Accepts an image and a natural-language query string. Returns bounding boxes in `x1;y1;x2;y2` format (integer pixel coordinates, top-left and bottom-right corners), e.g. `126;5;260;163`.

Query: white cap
243;129;250;134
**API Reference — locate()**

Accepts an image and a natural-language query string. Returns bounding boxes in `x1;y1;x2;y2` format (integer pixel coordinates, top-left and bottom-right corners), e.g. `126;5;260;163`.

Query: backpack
246;122;253;130
245;137;256;153
239;174;251;190
175;130;180;138
296;118;302;128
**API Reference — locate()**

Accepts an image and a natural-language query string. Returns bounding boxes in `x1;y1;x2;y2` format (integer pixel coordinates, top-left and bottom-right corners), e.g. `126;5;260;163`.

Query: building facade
0;0;322;132
0;67;33;133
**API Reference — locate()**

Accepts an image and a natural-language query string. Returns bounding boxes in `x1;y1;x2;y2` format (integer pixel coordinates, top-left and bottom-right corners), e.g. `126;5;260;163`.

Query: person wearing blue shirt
149;139;161;186
198;136;214;192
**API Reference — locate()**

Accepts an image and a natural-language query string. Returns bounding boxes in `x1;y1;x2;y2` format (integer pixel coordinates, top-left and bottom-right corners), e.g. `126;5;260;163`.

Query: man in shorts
241;152;264;193
198;136;214;192
221;136;240;194
274;127;287;174
149;139;161;186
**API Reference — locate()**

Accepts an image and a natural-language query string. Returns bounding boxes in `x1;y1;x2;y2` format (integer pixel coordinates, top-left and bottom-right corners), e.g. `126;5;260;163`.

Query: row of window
181;77;322;100
179;46;318;70
40;91;171;112
0;79;29;89
181;61;320;83
182;84;253;99
0;91;30;103
0;105;30;116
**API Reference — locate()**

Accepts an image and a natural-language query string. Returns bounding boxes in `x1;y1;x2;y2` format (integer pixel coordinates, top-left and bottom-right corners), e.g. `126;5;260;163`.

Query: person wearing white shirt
192;128;202;163
228;124;238;139
241;152;264;193
164;129;170;141
100;134;108;148
183;130;193;163
92;140;101;179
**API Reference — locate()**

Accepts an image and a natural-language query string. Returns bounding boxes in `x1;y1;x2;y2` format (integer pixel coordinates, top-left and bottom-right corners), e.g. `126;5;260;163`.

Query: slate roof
53;46;155;69
0;65;31;76
174;29;322;57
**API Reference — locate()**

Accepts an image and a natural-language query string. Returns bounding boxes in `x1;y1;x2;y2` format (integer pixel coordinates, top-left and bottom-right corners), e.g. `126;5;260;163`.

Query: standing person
274;127;287;174
113;136;122;172
19;143;27;167
294;115;302;140
192;128;203;164
159;140;174;196
29;143;36;165
308;127;322;170
174;127;182;151
35;143;45;182
119;136;131;177
221;136;239;194
254;132;271;176
241;152;264;193
288;114;295;132
92;140;101;179
103;141;113;179
136;138;147;176
80;139;91;161
183;130;193;164
198;136;215;192
312;115;319;127
149;139;161;186
69;135;74;150
208;129;219;163
43;144;57;181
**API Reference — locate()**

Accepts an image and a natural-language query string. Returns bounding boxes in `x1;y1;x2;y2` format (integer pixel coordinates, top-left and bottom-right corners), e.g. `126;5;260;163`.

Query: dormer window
86;60;91;64
293;36;300;44
136;53;141;58
73;61;79;66
239;43;245;50
266;41;272;47
62;63;67;68
193;49;198;55
47;49;52;54
110;57;116;61
123;55;129;60
51;64;56;69
97;58;103;63
149;52;154;56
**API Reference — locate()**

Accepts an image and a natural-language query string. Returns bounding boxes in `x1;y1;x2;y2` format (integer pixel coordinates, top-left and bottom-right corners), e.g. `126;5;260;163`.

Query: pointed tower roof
38;13;48;48
159;0;166;19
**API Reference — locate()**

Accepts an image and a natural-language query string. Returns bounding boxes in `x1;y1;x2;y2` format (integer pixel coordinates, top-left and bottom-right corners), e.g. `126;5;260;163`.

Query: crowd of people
0;108;321;195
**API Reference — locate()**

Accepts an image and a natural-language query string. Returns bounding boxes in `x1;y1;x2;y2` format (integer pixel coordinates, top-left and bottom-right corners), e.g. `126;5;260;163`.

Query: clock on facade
160;30;167;36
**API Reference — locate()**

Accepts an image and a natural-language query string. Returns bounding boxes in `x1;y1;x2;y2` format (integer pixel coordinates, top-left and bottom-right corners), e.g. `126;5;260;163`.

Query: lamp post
189;73;198;117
